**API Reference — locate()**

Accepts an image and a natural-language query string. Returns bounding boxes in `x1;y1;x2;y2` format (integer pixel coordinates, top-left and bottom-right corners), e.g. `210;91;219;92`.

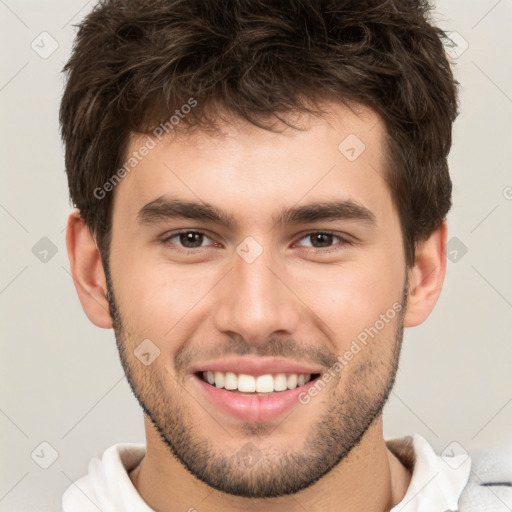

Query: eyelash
160;229;353;254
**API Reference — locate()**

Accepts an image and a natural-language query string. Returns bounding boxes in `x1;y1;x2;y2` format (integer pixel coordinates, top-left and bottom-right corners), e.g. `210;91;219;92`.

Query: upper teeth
203;371;312;393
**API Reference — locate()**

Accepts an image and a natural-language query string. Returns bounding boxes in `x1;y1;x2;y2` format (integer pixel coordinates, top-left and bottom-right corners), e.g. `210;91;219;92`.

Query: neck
129;415;411;512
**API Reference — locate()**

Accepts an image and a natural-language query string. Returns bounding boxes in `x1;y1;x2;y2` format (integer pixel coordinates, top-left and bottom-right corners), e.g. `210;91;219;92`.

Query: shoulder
62;443;146;512
459;442;512;512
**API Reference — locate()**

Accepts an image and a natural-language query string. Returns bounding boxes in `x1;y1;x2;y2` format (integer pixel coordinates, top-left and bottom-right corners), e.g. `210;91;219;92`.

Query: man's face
106;102;408;497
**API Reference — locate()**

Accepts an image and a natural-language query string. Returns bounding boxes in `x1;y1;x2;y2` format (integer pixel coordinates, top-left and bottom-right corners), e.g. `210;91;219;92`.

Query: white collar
389;433;471;512
64;434;471;511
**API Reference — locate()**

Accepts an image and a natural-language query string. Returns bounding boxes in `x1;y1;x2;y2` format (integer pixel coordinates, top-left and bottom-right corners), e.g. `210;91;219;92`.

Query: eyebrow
136;196;376;229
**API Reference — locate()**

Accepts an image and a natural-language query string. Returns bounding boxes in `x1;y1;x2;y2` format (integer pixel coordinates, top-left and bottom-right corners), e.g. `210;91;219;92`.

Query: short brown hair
60;0;459;267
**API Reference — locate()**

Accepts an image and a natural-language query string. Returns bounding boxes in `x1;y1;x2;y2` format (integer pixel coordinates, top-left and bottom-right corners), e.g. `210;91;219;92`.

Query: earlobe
403;220;448;328
65;210;113;329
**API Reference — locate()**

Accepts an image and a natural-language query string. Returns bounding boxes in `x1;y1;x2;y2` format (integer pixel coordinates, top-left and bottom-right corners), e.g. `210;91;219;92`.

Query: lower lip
192;374;319;423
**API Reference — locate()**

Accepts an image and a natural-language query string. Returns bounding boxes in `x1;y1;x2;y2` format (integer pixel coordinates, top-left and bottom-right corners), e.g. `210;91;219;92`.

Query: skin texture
66;101;447;512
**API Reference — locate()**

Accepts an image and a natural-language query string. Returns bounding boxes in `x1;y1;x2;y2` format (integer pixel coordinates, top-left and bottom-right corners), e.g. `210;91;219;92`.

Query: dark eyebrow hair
137;196;237;228
272;200;376;227
136;196;376;229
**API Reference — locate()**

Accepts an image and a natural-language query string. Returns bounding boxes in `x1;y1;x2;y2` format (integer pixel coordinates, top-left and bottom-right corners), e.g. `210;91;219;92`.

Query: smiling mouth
196;371;322;396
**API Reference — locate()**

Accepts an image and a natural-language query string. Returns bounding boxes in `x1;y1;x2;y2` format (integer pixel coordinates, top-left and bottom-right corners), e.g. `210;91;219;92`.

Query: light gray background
1;1;511;511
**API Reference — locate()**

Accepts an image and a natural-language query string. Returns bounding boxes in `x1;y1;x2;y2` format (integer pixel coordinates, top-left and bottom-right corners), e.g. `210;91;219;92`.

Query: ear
65;210;113;328
404;220;447;328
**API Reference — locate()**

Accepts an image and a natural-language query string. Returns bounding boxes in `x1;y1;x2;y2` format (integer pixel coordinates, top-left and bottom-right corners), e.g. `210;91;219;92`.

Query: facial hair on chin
105;266;408;498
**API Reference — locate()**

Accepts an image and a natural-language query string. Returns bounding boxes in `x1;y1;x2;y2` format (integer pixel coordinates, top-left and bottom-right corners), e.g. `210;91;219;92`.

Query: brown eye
297;232;347;249
179;232;204;248
309;233;334;247
162;230;212;249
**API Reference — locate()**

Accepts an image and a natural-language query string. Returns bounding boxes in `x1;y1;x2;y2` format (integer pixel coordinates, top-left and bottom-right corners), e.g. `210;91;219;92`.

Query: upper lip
190;356;324;376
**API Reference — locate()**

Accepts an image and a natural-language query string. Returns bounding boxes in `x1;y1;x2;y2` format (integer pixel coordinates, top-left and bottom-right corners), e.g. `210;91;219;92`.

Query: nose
211;245;301;345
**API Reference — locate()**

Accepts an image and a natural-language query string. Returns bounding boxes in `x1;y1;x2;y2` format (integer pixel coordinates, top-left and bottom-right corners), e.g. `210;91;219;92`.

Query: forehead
112;101;392;226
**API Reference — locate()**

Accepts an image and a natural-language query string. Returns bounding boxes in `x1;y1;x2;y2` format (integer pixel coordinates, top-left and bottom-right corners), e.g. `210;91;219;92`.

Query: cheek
113;257;218;339
288;256;404;350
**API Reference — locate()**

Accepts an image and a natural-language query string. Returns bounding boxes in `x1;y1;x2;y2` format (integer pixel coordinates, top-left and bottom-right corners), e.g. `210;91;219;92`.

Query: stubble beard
105;266;408;498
